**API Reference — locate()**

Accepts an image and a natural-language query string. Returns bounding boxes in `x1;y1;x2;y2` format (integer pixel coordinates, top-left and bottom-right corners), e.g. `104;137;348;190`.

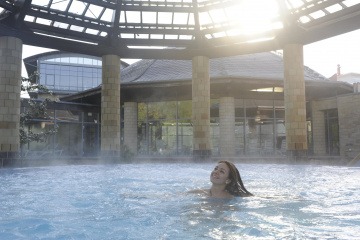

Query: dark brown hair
219;160;253;197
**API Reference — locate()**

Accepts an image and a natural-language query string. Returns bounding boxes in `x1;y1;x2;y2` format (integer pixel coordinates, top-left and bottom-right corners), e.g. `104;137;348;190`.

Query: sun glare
224;0;281;35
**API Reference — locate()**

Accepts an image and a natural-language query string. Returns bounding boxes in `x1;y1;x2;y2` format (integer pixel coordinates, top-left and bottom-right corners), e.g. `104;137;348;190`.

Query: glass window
147;102;177;120
54;75;61;88
177;101;192;119
54;65;61;75
235;118;245;155
68;76;77;87
69;76;77;88
69;57;78;64
77;77;82;90
78;57;84;65
38;55;103;93
178;120;192;155
46;74;55;87
83;68;93;78
69;66;78;75
211;119;220;156
56;110;81;122
61;57;70;63
45;64;55;70
56;123;82;156
84;112;99;123
84;58;92;65
83;78;92;89
137;101;193;156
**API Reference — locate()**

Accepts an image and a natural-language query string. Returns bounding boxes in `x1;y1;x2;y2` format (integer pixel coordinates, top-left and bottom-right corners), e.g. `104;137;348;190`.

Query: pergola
1;0;360;59
1;0;360;160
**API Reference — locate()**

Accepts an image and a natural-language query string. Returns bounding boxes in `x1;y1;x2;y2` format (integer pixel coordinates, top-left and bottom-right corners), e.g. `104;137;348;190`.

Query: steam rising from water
0;163;359;239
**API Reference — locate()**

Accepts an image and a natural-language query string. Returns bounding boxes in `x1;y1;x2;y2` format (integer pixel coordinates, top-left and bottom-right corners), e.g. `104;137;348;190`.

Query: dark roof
121;52;328;83
61;51;353;103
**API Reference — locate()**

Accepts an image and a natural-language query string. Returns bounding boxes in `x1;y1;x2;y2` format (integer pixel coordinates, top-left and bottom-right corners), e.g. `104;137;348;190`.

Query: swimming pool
0;163;359;239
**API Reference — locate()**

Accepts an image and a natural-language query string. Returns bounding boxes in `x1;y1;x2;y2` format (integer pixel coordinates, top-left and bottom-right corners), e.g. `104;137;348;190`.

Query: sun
201;0;282;40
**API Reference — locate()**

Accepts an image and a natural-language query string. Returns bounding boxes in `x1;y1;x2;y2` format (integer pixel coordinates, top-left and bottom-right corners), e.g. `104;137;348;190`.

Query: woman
190;160;253;199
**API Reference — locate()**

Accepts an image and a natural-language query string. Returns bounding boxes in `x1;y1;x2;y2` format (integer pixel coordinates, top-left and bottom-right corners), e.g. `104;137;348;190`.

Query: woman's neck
209;185;232;199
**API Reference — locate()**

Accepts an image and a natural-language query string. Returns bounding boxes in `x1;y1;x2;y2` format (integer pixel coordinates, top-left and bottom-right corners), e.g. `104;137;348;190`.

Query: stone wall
311;98;337;156
0;37;22;158
311;93;360;160
337;93;360;159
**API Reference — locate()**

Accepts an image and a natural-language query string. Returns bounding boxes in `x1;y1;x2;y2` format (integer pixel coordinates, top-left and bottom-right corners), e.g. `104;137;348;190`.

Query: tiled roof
121;52;328;83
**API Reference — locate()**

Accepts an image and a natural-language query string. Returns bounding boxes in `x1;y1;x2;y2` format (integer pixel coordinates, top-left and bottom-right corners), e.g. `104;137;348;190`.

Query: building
22;51;359;163
24;51;129;98
2;1;360;165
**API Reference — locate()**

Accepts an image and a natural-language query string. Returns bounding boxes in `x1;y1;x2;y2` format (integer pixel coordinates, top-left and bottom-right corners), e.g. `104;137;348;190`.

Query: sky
21;29;360;79
303;29;360;78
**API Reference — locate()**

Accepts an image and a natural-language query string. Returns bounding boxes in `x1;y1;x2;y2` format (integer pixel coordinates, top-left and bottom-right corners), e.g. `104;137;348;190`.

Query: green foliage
20;73;57;145
138;101;192;124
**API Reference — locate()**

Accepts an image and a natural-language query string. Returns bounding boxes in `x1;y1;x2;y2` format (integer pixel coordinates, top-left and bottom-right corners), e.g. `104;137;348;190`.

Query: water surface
0;163;359;239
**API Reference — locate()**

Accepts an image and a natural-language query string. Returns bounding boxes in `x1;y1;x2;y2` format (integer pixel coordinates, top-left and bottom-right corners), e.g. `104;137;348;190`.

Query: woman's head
210;161;232;186
217;160;253;197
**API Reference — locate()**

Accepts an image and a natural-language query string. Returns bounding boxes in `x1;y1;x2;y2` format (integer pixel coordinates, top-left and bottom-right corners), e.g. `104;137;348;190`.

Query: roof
60;51;353;103
1;0;360;59
121;52;328;83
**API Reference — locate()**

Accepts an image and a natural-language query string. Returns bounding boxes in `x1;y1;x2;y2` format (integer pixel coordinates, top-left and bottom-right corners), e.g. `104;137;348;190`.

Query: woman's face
210;162;230;185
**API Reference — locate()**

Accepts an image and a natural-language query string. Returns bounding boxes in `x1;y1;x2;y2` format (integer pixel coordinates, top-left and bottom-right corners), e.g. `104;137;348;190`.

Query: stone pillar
124;102;138;155
219;97;236;157
192;56;211;159
101;55;121;157
0;36;22;159
283;44;308;157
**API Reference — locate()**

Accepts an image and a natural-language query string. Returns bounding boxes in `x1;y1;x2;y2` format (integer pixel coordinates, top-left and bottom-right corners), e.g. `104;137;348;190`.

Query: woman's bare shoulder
187;189;209;195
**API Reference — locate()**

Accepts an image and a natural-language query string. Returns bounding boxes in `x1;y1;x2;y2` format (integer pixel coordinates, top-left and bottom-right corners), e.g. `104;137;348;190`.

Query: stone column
219;96;236;157
101;55;121;157
192;56;211;159
124;102;138;155
0;36;22;159
283;44;308;157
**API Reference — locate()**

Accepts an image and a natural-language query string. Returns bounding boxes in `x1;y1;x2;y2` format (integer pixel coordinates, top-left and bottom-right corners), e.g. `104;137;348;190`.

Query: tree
20;73;57;147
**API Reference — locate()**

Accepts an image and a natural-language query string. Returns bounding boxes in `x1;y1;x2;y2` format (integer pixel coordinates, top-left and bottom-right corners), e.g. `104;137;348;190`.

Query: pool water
0;163;359;239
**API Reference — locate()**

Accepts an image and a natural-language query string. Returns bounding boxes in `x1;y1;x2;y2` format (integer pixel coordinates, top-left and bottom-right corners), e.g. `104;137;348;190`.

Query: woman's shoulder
187;189;209;195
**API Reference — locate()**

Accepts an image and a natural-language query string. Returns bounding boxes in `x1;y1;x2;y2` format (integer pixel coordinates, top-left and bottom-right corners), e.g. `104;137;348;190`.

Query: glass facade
26;52;289;158
237;99;286;156
22;103;100;158
22;97;285;158
37;53;124;93
137;101;192;156
136;98;285;157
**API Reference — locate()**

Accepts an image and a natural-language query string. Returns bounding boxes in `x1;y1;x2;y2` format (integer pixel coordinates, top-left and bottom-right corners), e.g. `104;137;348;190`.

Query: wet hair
219;160;253;197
